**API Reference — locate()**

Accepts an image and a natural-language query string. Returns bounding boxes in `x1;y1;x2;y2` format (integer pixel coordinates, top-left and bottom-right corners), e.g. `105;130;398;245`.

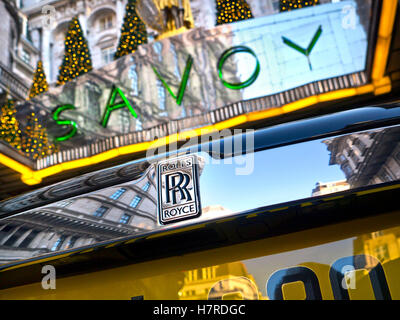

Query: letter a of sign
100;86;138;128
152;55;193;106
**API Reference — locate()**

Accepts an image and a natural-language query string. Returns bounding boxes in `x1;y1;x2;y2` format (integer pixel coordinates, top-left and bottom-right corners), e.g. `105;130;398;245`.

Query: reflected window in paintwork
130;196;142;208
0;225;14;243
3;227;29;247
374;244;390;263
93;205;108;217
65;236;78;249
120;213;131;224
18;230;39;248
156;79;166;111
51;235;66;251
110;188;127;200
142;182;151;192
380;169;393;182
56;200;71;208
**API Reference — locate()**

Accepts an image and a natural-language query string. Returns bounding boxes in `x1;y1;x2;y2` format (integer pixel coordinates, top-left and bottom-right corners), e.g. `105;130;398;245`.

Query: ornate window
142;182;151;192
120;213;131;224
110;188;127;200
99;15;114;31
101;46;115;65
93;205;109;217
130;196;142;208
51;235;67;251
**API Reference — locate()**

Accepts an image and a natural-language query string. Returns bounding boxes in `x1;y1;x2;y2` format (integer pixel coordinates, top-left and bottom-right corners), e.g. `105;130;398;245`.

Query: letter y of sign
282;25;322;71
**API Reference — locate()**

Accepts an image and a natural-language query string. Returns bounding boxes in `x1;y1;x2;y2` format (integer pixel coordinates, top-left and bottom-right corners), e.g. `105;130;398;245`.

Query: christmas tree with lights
216;0;253;26
280;0;319;12
21;111;58;160
29;61;49;99
114;0;147;59
57;17;92;86
0;99;22;149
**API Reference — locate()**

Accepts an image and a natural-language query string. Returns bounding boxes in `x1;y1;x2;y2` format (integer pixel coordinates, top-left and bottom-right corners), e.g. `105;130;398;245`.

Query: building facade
0;165;157;264
20;0;329;86
311;180;350;196
0;0;39;102
323;127;400;187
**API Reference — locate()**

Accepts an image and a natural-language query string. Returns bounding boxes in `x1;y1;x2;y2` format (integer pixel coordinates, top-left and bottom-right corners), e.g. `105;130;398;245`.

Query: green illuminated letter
101;85;138;128
282;25;322;71
217;46;260;90
152;55;193;106
52;104;78;141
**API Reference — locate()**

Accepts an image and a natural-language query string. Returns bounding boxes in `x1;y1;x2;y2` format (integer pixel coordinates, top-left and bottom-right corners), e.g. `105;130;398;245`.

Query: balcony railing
0;61;29;101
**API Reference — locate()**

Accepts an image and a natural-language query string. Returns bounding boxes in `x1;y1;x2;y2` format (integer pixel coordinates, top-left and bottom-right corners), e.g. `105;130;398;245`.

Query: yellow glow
378;0;398;38
317;88;357;102
371;0;397;92
0;154;33;177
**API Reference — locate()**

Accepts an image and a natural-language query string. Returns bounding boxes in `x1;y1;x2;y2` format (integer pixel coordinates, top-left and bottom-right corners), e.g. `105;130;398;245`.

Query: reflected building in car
0;166;157;264
311;180;350;197
323;127;400;187
353;227;400;269
178;262;260;300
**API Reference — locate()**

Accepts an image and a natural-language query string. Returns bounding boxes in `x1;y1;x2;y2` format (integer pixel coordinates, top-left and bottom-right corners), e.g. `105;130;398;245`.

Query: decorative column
116;0;125;38
41;27;52;84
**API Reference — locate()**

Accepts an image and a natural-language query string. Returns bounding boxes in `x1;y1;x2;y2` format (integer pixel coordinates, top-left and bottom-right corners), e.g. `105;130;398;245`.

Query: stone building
353;228;400;269
178;262;260;300
323;127;400;187
311;179;350;197
0;0;40;102
0;165;157;264
21;0;130;84
19;0;331;86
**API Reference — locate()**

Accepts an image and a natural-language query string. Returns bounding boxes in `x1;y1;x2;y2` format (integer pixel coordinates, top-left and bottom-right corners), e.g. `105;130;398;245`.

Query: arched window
99;15;114;31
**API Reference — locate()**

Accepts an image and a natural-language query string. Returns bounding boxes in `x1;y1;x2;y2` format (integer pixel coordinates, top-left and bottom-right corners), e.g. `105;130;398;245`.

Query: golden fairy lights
21;111;58;160
115;0;147;59
216;0;253;26
280;0;319;12
0;102;58;160
0;100;22;149
28;61;49;99
56;17;92;86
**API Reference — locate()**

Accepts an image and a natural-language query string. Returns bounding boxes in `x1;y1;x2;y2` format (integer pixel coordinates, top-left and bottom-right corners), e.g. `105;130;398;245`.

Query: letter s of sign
41;265;56;290
52;104;78;141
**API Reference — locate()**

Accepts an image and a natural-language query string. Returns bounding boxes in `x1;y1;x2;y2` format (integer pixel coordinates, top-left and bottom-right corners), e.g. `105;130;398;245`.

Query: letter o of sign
329;254;391;300
266;266;322;300
217;46;261;90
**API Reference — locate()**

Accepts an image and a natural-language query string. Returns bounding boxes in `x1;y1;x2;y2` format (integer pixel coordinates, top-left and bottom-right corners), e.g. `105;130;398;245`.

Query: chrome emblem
157;155;201;225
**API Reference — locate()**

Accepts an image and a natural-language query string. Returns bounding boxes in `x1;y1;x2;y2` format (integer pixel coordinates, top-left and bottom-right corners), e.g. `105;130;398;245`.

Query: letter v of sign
282;25;322;71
